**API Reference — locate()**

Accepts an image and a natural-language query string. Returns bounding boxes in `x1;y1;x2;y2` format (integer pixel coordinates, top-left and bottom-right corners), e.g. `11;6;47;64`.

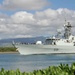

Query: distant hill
0;36;46;46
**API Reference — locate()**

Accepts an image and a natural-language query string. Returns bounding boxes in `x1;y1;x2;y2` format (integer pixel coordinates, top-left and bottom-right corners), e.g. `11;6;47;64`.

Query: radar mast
64;19;72;39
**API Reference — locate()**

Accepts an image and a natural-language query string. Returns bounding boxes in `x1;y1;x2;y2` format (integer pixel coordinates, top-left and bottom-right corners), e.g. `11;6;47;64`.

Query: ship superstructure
64;20;72;39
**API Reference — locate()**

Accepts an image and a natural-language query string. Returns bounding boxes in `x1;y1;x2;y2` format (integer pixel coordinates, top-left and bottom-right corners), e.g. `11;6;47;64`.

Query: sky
0;0;75;39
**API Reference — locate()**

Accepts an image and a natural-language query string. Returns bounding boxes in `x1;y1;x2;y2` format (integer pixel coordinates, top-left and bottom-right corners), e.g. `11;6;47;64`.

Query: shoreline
0;51;19;54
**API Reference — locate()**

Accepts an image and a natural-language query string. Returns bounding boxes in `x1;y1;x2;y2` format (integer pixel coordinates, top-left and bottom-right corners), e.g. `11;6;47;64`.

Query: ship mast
64;20;72;39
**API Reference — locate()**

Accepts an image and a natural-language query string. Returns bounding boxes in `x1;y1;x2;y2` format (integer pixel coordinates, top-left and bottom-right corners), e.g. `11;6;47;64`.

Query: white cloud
15;35;32;38
0;0;49;10
0;8;75;39
11;11;35;23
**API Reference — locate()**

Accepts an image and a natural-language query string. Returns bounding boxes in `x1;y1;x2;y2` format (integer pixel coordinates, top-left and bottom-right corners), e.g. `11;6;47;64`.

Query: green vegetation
0;47;17;52
0;63;75;75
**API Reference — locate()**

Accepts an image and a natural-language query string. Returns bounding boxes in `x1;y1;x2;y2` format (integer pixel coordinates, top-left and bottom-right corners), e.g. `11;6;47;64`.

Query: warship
15;20;75;55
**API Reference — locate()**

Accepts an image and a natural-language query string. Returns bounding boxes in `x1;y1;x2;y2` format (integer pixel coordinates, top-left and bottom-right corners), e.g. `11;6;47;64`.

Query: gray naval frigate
15;20;75;55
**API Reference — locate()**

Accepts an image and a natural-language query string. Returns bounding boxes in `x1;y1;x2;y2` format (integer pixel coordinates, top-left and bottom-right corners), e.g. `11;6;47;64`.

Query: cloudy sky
0;0;75;39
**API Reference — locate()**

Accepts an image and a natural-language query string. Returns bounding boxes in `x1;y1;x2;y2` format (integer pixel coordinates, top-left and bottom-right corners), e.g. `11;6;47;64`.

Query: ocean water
0;53;75;72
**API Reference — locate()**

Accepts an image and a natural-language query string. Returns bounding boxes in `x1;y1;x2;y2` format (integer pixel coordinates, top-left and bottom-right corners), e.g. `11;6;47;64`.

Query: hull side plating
16;44;75;55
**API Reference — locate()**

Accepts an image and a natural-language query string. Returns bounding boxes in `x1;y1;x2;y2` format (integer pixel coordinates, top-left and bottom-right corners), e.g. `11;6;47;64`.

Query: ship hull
15;44;75;55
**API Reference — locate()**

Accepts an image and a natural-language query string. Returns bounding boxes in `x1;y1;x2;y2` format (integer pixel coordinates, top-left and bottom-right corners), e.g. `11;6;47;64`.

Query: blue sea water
0;53;75;72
